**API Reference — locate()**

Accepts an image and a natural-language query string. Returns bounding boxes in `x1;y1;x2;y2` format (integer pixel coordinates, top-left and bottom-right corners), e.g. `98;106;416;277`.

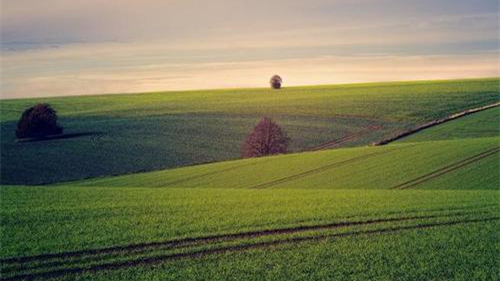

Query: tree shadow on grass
16;132;104;143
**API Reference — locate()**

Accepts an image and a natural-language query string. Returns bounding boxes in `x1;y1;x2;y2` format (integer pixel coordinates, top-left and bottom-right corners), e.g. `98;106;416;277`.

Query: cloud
1;0;498;98
2;0;498;45
2;42;498;98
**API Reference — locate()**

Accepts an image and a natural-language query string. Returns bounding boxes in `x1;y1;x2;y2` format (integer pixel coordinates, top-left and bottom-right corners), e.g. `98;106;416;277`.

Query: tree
270;75;282;89
242;117;289;158
16;104;63;139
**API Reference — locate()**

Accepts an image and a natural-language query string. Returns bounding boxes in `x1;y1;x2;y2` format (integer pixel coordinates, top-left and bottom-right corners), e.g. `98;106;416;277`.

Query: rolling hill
1;78;499;280
69;107;499;190
397;106;500;143
70;137;499;190
1;78;499;185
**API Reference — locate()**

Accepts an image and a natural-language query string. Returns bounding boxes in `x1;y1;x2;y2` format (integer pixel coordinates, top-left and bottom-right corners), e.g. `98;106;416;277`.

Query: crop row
2;206;497;281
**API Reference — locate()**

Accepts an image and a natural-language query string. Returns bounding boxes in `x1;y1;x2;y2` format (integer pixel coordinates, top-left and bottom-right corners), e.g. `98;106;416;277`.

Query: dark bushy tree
270;75;282;89
16;104;63;138
242;117;289;158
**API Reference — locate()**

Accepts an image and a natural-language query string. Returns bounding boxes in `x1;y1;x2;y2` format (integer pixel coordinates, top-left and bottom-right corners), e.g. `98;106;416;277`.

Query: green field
70;137;499;190
1;78;499;280
1;187;498;280
398;106;500;143
63;220;500;281
1;78;499;185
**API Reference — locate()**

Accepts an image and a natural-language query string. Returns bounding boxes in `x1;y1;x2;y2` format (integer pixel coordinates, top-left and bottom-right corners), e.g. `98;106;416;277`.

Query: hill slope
397;106;500;143
72;137;499;190
1;86;499;280
1;78;499;185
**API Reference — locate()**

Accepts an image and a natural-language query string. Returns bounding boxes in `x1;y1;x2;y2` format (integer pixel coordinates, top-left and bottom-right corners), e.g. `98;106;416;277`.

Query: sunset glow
1;0;498;98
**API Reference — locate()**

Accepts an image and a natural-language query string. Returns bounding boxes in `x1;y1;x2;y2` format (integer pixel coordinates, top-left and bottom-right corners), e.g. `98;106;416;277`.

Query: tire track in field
3;205;494;267
374;101;500;145
2;208;496;279
2;215;498;281
160;156;279;187
94;155;279;188
391;147;500;190
249;145;405;189
309;125;382;151
6;207;495;277
0;207;455;265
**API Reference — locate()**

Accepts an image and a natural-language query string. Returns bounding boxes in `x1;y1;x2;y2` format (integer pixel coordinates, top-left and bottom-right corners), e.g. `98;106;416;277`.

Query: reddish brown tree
16;104;63;139
242;117;289;158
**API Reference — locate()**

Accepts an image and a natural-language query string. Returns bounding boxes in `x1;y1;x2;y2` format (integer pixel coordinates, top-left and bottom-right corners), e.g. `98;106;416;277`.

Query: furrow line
250;146;402;189
310;126;381;151
2;208;495;275
375;102;500;145
391;147;500;189
2;217;498;281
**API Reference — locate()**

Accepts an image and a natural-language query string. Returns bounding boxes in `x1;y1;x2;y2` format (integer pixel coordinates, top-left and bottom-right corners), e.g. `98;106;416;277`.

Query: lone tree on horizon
270;75;282;89
16;104;63;139
242;117;289;158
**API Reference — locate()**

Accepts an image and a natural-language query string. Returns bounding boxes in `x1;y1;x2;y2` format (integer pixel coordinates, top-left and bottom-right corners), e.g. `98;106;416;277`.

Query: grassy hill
71;137;499;190
1;186;498;280
1;78;499;185
397;106;500;143
69;106;499;190
1;78;499;280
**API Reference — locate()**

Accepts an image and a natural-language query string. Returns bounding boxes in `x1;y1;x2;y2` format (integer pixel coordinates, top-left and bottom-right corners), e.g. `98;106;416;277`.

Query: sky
1;0;498;98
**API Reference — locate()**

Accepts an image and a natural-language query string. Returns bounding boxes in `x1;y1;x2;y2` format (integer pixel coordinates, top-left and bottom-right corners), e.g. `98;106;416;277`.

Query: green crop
71;137;499;190
398;106;500;143
1;78;498;184
1;78;499;280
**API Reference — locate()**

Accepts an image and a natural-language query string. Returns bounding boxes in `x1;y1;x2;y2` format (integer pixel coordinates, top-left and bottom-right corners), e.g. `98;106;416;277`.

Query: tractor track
1;206;457;265
309;125;382;151
161;157;277;187
249;145;405;189
2;205;492;266
375;102;500;145
391;147;500;190
1;215;498;281
1;207;497;281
